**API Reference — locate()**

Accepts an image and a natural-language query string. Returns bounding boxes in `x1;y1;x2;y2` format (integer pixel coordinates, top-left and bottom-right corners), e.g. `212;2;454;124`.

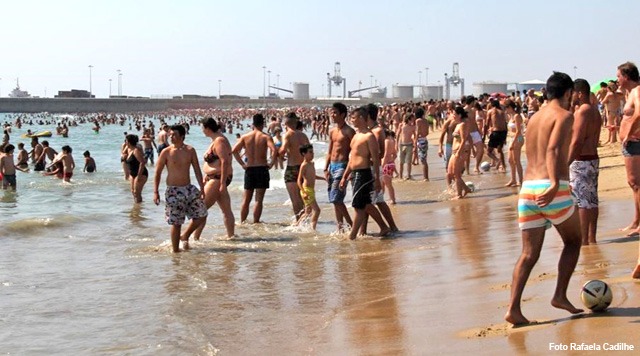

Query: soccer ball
465;182;475;193
480;161;491;172
580;280;612;312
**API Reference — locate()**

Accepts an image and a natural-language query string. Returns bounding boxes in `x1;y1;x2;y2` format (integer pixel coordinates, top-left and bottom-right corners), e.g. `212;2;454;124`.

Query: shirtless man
339;106;390;240
463;96;485;174
141;128;157;165
58;145;76;182
568;79;603;245
616;62;640;278
153;124;208;253
396;114;416;179
233;114;277;223
16;143;29;170
1;144;29;191
601;82;623;144
324;102;355;231
414;108;430;181
485;100;508;171
525;89;540;122
30;137;44;171
505;72;583;325
438;112;457;187
279;112;310;220
156;124;169;154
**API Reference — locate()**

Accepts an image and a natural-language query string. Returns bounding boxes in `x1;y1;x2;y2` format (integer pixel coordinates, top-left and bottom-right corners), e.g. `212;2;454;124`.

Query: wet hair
31;137;38;143
600;82;608;88
618;62;640;82
42;140;49;147
125;134;139;146
332;102;348;116
366;103;379;121
201;117;221;132
414;107;425;119
546;72;574;100
490;99;501;108
253;113;265;128
454;106;468;119
17;143;24;149
62;145;72;153
299;143;313;155
573;79;591;97
83;150;91;157
285;112;299;126
4;144;15;154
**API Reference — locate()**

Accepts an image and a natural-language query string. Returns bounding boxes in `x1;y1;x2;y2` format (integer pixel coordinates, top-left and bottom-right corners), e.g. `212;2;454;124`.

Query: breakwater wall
0;97;396;113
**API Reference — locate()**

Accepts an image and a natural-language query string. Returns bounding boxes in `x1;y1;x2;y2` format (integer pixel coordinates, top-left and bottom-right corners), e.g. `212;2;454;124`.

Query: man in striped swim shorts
505;72;583;326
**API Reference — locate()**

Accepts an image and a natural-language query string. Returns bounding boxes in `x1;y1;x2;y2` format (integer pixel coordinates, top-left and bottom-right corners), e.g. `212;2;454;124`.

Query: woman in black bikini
193;118;235;239
125;134;148;203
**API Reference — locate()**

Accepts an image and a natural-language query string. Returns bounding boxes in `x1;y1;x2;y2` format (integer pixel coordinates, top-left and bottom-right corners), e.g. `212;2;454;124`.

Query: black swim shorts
622;141;640;157
351;168;374;209
488;130;508;149
244;166;270;190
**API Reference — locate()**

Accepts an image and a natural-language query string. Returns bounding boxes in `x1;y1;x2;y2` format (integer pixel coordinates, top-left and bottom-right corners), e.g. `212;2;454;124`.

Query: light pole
573;66;577;78
262;66;266;99
117;69;122;96
267;70;271;95
218;79;222;98
88;65;93;97
418;71;422;86
109;79;112;97
425;67;429;85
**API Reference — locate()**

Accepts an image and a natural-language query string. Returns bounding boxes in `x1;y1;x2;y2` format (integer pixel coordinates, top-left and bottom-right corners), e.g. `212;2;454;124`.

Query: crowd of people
2;63;640;326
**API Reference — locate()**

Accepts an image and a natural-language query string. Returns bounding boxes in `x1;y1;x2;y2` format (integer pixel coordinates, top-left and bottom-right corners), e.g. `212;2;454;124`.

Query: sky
2;0;640;99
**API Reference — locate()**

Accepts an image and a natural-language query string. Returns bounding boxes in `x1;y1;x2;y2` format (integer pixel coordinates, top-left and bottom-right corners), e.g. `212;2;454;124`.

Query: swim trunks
327;161;347;203
488;130;508;149
164;184;208;225
569;158;599;209
351;168;374;209
417;137;428;164
301;186;315;207
207;173;233;187
157;143;168;154
444;143;453;167
284;165;301;183
470;130;482;145
518;180;576;230
399;144;413;164
2;174;16;188
622;141;640;157
64;172;73;180
244;166;270;190
382;162;395;177
34;161;45;172
144;147;154;162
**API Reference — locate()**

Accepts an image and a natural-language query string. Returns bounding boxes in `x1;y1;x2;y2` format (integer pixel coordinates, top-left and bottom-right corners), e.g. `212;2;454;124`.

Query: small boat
21;131;53;138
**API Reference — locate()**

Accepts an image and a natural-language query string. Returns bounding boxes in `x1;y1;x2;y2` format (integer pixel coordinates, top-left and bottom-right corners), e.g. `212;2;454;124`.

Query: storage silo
423;85;444;100
370;87;387;99
292;82;310;100
473;82;509;96
392;85;414;99
517;79;545;93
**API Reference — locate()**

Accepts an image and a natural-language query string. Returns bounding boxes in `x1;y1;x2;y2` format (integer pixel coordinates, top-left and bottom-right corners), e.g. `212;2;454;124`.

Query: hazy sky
3;0;640;98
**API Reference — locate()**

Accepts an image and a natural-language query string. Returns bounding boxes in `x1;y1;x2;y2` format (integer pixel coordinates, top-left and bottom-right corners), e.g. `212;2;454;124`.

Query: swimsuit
469;130;482;145
34;161;45;172
488;130;508;149
569;156;599;209
301;186;315;207
327;161;347;203
2;174;16;188
417;137;428;164
399;143;413;164
244;166;270;190
518;180;576;230
126;154;148;179
351;168;374;209
204;150;219;164
157;143;168;154
444;143;453;167
144;147;154;162
207;173;233;187
622;141;640;157
164;184;208;226
382;162;396;177
284;165;300;183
